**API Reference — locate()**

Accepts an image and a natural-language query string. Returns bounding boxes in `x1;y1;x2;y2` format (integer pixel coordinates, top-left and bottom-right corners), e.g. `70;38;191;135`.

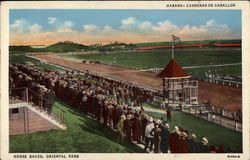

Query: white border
1;1;250;160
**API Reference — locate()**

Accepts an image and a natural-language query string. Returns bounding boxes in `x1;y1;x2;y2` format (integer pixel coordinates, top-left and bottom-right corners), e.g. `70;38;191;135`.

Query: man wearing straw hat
199;137;210;153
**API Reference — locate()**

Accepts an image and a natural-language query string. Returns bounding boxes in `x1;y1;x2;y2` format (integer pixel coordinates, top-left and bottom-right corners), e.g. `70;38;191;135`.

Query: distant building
30;45;47;49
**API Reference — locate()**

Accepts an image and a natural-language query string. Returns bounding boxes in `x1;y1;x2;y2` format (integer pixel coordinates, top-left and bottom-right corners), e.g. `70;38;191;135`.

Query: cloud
57;28;74;33
138;21;152;31
121;17;136;25
10;17;240;46
10;19;42;34
10;19;29;34
48;17;74;32
52;20;75;33
82;18;238;43
48;17;57;24
175;20;233;40
103;25;113;32
83;24;99;33
119;17;138;30
152;20;179;33
29;23;42;33
64;21;74;28
206;20;215;27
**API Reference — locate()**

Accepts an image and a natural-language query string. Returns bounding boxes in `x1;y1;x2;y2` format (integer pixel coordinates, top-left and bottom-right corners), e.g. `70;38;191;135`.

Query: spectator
117;115;126;144
179;131;189;153
166;107;171;122
151;120;162;153
169;126;181;153
199;137;210;153
44;89;55;115
124;114;133;142
160;122;170;153
188;134;199;153
144;117;154;152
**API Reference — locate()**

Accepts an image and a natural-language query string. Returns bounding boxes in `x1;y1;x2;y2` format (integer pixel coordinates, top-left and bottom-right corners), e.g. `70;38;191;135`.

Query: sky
10;9;241;46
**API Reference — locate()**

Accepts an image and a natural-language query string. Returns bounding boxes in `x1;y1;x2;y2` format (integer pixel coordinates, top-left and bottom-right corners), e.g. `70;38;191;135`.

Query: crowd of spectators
9;63;224;153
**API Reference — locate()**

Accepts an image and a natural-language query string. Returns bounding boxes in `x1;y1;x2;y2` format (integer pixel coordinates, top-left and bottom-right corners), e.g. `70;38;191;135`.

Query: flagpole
172;40;174;59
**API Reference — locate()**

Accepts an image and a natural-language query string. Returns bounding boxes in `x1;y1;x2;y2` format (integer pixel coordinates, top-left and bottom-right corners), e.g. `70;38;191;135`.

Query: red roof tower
158;59;190;79
158;59;198;108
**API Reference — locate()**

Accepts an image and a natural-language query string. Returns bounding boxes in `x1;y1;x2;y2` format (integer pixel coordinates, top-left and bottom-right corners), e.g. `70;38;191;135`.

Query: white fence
182;106;242;132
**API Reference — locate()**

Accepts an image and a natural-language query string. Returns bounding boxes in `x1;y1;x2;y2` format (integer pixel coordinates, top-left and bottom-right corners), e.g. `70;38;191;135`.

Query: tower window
11;108;19;114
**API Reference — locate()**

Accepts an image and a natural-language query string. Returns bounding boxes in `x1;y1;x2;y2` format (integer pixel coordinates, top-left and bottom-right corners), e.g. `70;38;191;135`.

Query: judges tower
158;59;198;108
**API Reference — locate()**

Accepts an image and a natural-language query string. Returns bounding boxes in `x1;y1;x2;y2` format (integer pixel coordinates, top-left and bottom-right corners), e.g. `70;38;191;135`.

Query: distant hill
9;41;89;53
9;46;35;52
9;39;241;53
46;41;89;52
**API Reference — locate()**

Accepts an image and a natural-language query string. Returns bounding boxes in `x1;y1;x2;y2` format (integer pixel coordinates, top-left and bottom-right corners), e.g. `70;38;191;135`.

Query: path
141;63;241;71
144;107;166;114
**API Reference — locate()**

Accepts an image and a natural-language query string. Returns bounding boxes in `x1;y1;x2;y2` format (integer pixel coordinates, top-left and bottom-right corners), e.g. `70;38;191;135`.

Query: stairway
10;102;67;130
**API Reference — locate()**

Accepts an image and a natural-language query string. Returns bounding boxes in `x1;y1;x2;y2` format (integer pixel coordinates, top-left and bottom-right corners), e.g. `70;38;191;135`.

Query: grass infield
61;49;241;69
60;49;241;79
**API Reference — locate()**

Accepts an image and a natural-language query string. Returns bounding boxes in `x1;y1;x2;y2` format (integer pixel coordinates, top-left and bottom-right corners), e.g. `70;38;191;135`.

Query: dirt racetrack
32;54;242;112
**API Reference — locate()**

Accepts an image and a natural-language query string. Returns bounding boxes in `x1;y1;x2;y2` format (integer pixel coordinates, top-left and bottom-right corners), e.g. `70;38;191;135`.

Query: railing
9;87;65;125
203;78;242;88
181;106;242;132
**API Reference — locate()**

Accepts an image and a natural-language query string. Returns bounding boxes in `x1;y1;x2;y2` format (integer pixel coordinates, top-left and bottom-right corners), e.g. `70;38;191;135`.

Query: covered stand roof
158;59;190;79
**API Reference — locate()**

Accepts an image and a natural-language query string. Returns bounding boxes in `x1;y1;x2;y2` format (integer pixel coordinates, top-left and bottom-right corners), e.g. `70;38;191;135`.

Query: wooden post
222;109;225;116
23;107;29;134
163;78;165;101
235;121;238;131
197;81;199;103
221;116;223;126
23;107;26;134
167;79;172;104
26;88;29;102
189;85;191;104
61;111;64;124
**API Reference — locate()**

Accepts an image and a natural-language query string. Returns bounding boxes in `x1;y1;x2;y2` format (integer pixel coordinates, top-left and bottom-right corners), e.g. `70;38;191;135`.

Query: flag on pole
172;35;181;42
